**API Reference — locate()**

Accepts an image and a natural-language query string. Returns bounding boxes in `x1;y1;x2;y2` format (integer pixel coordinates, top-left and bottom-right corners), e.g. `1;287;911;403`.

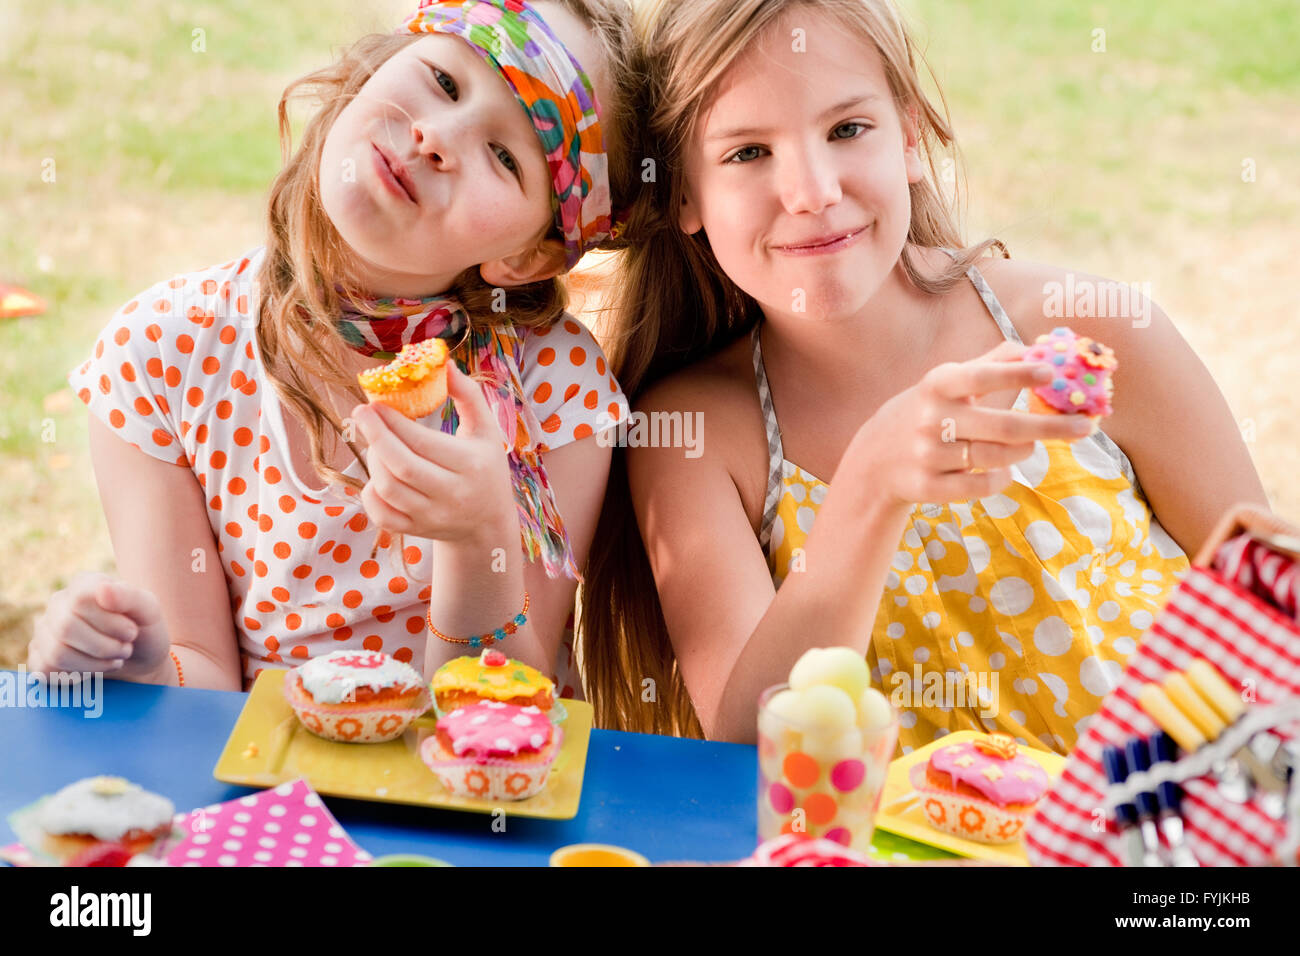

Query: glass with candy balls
757;673;899;853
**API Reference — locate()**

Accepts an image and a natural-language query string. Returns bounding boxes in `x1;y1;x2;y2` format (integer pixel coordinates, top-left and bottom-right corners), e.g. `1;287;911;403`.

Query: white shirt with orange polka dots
67;247;629;696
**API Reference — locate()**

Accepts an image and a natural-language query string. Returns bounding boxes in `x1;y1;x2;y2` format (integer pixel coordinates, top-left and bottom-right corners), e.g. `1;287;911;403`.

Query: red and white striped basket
1025;504;1300;866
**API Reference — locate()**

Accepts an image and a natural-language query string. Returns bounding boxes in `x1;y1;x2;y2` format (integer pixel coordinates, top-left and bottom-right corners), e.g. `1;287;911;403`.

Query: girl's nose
778;141;843;215
412;116;457;171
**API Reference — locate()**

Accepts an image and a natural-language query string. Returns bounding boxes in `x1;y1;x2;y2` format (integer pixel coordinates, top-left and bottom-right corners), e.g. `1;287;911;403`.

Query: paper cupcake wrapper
419;729;562;802
285;675;431;743
917;785;1032;845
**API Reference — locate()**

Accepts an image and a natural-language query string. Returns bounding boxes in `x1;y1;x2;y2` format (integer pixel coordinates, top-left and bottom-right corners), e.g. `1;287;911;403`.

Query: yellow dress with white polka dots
753;267;1190;757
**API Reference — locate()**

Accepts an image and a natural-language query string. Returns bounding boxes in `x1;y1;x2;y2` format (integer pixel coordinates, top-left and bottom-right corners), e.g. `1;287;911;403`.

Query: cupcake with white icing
284;649;431;743
29;776;175;862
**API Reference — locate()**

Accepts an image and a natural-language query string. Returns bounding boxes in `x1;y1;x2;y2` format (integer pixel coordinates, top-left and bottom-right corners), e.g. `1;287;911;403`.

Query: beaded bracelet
427;591;530;648
170;650;185;687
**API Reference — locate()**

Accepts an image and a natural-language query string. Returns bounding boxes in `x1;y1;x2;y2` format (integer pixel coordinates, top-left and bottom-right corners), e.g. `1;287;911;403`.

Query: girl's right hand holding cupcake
846;340;1099;510
29;571;172;679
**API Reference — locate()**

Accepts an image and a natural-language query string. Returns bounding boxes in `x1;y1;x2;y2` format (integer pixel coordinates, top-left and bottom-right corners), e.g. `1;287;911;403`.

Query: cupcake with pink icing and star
920;733;1049;845
420;700;562;801
1022;325;1117;421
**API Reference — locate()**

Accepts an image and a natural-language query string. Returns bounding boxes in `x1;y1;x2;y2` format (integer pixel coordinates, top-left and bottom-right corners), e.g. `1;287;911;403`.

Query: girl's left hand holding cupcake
351;362;516;544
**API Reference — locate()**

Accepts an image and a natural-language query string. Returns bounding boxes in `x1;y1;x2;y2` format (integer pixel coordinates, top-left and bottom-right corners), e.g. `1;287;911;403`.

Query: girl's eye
833;122;870;140
726;145;765;165
494;146;519;176
431;66;458;101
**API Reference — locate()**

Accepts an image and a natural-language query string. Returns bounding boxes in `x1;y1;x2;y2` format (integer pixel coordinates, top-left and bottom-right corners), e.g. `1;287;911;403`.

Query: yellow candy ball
792;685;858;734
788;647;871;701
857;687;894;731
762;689;806;729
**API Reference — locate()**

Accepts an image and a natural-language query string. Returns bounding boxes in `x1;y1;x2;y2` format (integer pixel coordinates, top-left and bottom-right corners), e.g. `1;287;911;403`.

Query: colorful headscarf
401;0;614;270
320;0;623;580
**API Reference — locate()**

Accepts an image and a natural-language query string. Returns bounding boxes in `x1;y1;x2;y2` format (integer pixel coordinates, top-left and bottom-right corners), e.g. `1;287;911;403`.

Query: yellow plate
872;730;1065;866
213;670;592;820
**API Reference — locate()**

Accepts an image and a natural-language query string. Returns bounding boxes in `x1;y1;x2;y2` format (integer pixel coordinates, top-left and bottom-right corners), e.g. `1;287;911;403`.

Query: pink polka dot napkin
164;779;372;867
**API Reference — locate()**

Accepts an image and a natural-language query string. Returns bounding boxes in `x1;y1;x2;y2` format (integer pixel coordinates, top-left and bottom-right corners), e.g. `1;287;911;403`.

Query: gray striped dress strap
750;323;786;552
964;261;1024;344
965;259;1144;493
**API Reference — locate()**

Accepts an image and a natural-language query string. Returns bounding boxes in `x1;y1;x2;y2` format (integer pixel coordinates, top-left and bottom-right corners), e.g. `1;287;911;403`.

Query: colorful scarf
323;0;621;580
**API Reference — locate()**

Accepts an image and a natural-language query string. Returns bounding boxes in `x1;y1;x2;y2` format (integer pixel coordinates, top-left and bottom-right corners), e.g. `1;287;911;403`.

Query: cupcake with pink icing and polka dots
1022;326;1117;421
420;699;563;801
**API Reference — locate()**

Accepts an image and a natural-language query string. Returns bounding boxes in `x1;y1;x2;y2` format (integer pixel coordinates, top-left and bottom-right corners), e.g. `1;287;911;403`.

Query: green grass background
1;0;1296;660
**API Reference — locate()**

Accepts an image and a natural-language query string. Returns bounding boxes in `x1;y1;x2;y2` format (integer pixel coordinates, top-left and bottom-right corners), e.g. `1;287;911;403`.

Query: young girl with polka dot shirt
32;0;635;696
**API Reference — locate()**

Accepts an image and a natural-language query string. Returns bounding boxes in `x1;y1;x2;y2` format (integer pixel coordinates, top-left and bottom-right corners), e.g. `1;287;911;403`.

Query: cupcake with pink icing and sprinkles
1023;326;1117;420
420;700;562;801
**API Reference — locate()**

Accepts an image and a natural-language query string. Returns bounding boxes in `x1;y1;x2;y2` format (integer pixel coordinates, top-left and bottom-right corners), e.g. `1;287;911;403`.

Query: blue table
0;671;760;866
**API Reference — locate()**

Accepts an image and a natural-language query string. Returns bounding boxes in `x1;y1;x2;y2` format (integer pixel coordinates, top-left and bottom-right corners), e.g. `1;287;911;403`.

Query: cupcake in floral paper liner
9;775;177;864
1022;325;1117;421
284;649;431;743
431;648;555;715
920;733;1049;845
420;700;562;801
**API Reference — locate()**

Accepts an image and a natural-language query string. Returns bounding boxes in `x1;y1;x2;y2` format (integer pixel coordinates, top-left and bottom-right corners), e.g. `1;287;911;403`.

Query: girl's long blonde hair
252;0;639;578
577;0;1008;737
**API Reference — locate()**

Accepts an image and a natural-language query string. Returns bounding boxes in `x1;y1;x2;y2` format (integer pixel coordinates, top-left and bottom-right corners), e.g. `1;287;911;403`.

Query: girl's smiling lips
772;224;869;256
372;142;418;204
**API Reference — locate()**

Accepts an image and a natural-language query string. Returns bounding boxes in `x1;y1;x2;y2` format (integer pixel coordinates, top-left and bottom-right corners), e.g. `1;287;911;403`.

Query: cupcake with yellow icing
357;338;450;420
432;648;554;715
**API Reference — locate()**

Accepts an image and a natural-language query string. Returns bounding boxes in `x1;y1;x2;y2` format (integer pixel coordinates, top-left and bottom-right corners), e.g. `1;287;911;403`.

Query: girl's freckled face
319;34;554;292
680;9;925;321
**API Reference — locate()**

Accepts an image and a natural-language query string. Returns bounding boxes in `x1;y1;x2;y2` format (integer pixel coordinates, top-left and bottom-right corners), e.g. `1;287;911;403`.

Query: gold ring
961;440;971;471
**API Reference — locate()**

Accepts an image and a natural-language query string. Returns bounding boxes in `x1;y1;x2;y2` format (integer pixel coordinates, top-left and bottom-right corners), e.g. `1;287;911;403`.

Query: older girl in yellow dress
579;0;1268;754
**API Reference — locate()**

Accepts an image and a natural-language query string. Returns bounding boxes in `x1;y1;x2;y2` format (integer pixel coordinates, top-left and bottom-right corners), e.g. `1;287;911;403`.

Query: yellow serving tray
873;730;1065;866
214;670;592;820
